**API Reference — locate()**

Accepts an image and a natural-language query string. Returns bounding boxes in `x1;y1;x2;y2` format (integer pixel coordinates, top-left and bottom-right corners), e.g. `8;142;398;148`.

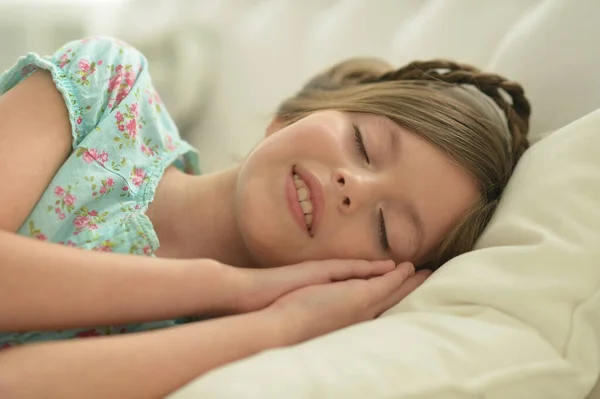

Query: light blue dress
0;37;200;349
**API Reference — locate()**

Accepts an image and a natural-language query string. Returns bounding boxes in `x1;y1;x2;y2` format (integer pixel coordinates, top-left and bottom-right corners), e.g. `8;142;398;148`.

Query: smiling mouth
292;168;314;233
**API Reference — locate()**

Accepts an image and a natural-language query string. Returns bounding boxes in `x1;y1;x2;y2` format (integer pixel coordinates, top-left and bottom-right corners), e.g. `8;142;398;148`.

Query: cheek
419;181;480;254
312;218;385;261
272;113;350;160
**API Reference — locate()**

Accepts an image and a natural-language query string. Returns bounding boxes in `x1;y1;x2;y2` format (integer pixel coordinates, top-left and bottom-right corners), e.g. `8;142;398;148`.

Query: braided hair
276;57;531;269
367;60;530;165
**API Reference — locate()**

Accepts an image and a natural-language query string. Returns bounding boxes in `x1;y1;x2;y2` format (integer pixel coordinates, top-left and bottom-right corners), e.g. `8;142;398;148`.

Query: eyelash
352;124;389;252
353;124;389;252
353;124;370;164
378;209;390;252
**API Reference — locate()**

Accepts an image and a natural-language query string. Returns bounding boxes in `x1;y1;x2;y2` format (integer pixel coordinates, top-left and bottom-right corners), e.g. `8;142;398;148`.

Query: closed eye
353;123;370;164
378;209;390;252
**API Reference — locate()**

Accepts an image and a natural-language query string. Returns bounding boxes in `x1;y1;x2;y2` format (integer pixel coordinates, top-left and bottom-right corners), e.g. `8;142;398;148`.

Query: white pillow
169;108;600;399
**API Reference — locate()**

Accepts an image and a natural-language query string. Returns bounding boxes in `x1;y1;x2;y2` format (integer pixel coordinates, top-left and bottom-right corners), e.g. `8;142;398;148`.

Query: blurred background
1;0;599;173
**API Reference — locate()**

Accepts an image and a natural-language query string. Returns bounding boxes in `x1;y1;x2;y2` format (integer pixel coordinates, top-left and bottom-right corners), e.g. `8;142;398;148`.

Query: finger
376;269;432;316
363;262;416;300
328;260;395;282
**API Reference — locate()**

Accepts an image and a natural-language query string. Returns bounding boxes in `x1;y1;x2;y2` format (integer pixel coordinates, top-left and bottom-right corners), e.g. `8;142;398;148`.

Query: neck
147;166;257;268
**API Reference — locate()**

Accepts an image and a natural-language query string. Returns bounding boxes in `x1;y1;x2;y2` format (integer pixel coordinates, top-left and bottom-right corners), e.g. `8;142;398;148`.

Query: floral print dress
0;37;200;349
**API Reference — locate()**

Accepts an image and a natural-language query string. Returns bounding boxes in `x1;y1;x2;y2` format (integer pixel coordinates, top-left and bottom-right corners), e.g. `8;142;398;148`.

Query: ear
265;116;286;137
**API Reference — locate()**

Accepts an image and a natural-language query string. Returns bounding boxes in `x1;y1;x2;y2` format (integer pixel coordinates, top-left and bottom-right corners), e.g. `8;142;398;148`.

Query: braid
364;60;531;165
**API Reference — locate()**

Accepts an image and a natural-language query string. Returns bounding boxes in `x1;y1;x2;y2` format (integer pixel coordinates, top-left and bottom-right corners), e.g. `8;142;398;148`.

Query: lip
292;164;324;236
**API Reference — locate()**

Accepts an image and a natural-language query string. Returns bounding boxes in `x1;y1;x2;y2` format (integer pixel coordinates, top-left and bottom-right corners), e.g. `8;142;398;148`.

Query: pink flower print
146;89;154;105
107;64;137;108
146;88;163;109
51;184;77;215
165;134;177;151
98;60;103;66
98;151;109;165
82;148;98;164
132;167;146;187
115;91;128;106
141;139;158;157
54;186;65;196
95;245;113;252
130;102;138;116
35;233;47;241
78;59;90;72
115;111;124;123
125;71;135;87
80;148;108;165
59;53;69;68
122;186;129;191
21;64;36;76
76;329;101;338
143;245;152;255
108;73;122;93
64;193;76;206
126;118;138;140
77;116;83;125
73;207;107;232
100;186;107;195
60;240;77;247
118;124;125;132
107;178;115;187
141;144;154;156
73;215;90;229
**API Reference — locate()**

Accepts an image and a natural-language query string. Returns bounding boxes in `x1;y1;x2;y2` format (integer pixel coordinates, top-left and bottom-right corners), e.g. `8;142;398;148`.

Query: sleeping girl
0;37;529;398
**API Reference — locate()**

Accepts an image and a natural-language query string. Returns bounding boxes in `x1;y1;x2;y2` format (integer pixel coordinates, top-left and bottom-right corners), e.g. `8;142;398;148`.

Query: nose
333;168;375;214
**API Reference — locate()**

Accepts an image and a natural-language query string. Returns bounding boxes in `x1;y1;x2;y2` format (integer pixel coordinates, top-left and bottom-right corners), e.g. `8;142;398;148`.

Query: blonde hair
276;58;531;270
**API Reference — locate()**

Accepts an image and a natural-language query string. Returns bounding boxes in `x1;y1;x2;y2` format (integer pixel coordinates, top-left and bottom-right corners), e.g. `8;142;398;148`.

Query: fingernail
409;264;416;277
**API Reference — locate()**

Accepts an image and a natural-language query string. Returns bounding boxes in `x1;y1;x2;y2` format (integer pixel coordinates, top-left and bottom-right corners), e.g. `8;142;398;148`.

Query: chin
239;219;296;268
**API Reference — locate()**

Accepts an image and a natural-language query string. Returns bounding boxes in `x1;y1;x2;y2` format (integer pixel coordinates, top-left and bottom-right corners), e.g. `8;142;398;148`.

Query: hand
226;259;399;315
266;263;431;345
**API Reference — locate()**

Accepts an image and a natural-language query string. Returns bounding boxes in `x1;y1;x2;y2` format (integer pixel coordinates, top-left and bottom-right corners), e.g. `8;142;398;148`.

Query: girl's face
235;111;479;268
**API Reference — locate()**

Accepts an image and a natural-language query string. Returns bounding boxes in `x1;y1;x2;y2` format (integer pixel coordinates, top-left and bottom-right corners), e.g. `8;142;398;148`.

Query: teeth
296;187;309;201
304;213;313;226
293;171;315;232
300;200;313;214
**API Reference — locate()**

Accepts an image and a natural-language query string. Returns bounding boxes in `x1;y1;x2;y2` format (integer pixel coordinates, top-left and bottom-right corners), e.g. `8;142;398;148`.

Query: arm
0;67;233;331
0;263;422;399
0;70;71;232
0;232;397;331
0;309;288;399
0;230;235;331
